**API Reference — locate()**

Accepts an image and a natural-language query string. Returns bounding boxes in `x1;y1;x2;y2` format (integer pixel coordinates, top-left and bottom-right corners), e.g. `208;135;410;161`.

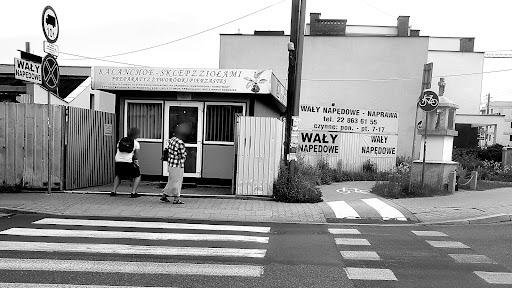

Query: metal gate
65;107;116;190
234;116;284;196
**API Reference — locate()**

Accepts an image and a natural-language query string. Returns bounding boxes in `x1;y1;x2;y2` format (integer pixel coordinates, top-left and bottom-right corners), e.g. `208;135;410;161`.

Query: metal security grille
205;105;243;142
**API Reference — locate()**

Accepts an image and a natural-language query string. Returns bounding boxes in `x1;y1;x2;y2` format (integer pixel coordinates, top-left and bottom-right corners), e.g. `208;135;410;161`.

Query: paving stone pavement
0;193;330;223
391;188;512;223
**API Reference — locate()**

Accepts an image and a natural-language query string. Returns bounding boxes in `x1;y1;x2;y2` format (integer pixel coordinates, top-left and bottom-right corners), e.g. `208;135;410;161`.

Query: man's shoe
110;192;117;197
130;193;141;198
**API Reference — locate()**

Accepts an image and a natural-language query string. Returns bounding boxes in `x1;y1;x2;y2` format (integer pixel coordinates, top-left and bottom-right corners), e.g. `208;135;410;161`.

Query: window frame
124;100;164;142
203;102;246;145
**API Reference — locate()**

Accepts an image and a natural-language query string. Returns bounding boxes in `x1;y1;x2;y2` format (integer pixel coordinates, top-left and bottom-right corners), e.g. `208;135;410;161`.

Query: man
111;127;141;198
161;123;190;204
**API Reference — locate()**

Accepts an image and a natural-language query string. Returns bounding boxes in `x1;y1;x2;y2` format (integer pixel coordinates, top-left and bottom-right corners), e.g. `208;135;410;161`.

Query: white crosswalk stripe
361;198;407;221
0;228;269;243
33;218;270;233
327;198;409;221
0;217;270;287
0;258;263;277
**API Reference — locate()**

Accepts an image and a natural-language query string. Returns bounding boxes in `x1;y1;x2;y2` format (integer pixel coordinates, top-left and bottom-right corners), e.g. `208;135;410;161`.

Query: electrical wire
60;0;287;61
59;52;145;67
358;0;396;19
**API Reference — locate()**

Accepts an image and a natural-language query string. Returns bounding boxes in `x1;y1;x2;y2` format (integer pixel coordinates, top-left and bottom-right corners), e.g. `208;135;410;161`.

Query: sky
2;0;512;102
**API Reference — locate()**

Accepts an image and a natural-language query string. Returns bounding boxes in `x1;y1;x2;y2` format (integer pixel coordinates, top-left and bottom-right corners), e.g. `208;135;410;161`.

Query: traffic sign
41;54;60;91
42;6;59;43
14;58;42;84
43;41;59;57
419;90;439;112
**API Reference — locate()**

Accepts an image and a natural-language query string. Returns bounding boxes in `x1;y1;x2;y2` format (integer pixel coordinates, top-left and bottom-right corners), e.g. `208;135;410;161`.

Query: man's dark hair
127;127;140;139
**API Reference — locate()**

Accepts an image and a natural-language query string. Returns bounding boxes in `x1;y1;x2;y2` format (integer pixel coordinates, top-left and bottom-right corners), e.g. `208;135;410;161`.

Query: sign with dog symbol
42;54;60;91
42;6;59;43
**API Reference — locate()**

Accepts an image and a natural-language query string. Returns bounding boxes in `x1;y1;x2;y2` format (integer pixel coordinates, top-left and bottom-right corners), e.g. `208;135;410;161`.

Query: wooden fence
235;116;284;196
0;103;65;189
65;107;116;190
0;103;115;190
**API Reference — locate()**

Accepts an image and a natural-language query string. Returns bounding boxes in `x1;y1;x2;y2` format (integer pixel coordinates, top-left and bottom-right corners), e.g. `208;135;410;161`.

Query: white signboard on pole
92;67;273;94
299;104;399;135
43;41;59;57
14;58;42;84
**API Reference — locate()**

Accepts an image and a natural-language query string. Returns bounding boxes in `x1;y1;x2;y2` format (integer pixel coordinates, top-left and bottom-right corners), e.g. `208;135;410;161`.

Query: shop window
205;104;244;143
127;102;162;139
510;135;512;141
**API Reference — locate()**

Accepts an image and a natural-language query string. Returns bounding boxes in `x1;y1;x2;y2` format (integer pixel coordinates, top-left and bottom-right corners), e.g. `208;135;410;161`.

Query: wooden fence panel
65;107;116;190
235;116;284;196
0;103;64;188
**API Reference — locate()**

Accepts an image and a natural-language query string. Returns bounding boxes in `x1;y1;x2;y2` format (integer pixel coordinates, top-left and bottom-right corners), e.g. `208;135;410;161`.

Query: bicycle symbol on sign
335;188;371;195
419;94;439;107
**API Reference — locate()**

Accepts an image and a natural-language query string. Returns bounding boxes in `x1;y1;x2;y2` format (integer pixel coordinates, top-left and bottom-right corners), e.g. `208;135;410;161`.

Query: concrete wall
428;37;461;51
220;35;430;157
427;51;484;114
32;84;67;105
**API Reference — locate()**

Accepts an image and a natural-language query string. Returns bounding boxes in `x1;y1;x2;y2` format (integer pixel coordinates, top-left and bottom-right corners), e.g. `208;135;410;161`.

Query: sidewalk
0;192;330;224
391;188;512;224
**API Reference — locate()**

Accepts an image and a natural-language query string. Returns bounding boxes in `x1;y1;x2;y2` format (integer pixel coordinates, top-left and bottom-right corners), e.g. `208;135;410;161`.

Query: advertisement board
92;67;272;94
360;134;398;157
298;104;399;135
14;58;42;84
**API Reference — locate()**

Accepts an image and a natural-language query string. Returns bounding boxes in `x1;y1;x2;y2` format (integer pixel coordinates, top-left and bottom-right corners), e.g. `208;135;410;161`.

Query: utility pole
284;0;306;176
485;93;491;147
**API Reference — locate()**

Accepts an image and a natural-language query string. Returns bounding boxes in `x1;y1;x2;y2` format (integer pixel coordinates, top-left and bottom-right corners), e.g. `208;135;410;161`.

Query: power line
60;0;287;61
358;0;396;19
59;52;145;67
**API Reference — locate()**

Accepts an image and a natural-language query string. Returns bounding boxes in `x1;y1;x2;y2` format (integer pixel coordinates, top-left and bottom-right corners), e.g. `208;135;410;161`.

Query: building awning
91;67;286;108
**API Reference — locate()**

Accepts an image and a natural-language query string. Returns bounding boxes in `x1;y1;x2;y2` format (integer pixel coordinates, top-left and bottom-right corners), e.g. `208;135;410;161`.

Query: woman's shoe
160;196;171;203
173;199;184;204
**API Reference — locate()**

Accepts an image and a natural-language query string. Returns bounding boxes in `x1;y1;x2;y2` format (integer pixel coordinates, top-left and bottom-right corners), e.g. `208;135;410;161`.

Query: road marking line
344;267;397;281
328;228;361;235
340;251;381;260
0;284;175;288
412;231;448;237
449;254;496;264
361;198;407;221
474;271;512;284
426;240;470;249
33;218;270;233
0;241;266;258
335;238;371;246
0;228;269;244
0;258;263;277
327;201;360;219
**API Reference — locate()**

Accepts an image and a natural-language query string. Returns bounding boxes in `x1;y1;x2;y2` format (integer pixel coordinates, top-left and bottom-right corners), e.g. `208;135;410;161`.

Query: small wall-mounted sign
104;124;113;136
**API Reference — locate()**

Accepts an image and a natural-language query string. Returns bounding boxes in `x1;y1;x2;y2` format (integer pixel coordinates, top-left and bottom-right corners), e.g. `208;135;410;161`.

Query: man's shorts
115;162;141;180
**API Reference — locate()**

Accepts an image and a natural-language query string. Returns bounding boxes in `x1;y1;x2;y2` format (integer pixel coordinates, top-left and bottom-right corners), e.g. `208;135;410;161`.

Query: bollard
469;171;478;190
448;171;456;193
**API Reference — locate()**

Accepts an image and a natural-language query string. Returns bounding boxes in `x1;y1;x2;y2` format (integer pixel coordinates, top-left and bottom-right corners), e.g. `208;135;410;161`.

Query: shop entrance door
163;102;203;178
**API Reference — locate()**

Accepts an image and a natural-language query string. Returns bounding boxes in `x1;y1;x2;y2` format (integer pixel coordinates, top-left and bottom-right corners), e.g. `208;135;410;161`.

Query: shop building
91;67;286;183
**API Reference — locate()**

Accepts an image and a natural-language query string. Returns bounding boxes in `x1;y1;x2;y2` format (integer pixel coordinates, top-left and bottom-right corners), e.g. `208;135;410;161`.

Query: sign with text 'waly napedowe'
299;104;399;135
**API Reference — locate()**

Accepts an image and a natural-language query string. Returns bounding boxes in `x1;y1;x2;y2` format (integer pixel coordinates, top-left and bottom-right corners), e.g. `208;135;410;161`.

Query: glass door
163;102;203;178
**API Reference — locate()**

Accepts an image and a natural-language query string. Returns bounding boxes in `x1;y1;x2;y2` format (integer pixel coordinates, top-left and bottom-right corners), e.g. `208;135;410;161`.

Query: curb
421;213;512;225
0;206;329;225
21;190;275;201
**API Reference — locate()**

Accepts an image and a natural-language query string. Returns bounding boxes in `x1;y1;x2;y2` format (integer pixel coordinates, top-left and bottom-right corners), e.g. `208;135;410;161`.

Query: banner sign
14;58;42;84
92;67;273;95
299;131;341;155
360;134;398;157
298;104;399;135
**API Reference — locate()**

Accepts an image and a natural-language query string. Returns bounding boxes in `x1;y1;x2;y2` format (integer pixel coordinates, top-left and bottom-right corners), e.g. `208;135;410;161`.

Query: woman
161;124;190;204
111;127;141;198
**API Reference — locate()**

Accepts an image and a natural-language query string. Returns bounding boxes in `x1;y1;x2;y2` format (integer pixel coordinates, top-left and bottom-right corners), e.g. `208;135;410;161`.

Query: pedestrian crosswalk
329;225;512;286
0;217;271;287
326;197;411;222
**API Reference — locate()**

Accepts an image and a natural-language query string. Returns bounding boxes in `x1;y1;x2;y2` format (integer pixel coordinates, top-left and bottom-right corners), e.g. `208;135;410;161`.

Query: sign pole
47;90;52;195
420;111;429;188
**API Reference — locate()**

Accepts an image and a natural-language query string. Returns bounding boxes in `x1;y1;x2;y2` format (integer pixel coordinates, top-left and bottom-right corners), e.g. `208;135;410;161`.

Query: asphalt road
0;214;511;287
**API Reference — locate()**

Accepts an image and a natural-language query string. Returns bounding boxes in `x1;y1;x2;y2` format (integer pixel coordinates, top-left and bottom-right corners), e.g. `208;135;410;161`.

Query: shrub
316;157;335;185
273;160;323;203
372;175;450;198
0;183;22;193
362;160;377;173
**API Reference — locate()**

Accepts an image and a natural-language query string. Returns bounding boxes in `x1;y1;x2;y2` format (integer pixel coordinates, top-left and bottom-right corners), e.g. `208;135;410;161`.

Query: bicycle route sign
419;90;439;112
42;54;60;91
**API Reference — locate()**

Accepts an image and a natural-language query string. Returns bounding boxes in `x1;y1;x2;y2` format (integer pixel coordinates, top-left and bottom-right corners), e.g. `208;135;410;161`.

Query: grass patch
371;175;451;199
473;180;512;191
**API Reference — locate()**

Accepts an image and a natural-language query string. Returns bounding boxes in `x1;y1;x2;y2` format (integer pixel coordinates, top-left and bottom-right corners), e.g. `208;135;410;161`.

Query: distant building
0;64;115;113
479;101;512;146
219;13;485;157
